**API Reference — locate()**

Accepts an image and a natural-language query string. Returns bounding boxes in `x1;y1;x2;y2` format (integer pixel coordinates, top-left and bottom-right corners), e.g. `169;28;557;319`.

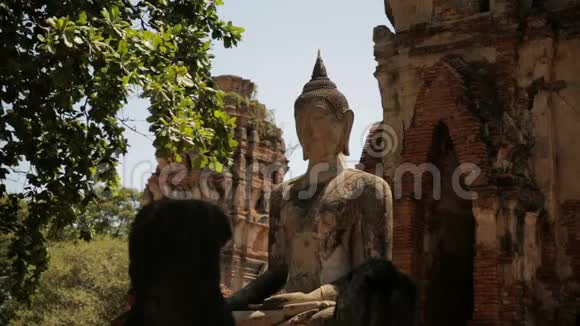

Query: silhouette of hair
334;259;417;326
125;199;234;326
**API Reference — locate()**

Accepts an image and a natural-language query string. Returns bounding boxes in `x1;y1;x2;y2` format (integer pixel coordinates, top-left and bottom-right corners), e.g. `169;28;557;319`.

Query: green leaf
63;34;73;47
178;75;194;87
78;11;87;24
101;8;110;20
117;39;128;55
46;44;56;54
208;160;224;173
111;6;120;18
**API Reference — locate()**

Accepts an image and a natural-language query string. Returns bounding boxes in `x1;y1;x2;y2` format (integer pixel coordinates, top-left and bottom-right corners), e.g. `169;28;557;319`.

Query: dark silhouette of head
125;199;234;326
334;259;417;326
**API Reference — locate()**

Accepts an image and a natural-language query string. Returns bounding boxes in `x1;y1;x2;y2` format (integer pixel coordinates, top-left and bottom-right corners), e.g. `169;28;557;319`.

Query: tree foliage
0;0;242;312
9;238;129;326
81;187;139;239
48;187;140;241
0;198;30;324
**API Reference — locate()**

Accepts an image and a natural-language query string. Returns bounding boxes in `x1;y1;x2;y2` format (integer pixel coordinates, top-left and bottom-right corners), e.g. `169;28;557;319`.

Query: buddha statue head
295;52;354;163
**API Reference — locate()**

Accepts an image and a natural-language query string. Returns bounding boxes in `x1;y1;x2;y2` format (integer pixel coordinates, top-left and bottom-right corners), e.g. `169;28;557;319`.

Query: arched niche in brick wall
394;55;502;325
422;122;476;326
398;56;489;176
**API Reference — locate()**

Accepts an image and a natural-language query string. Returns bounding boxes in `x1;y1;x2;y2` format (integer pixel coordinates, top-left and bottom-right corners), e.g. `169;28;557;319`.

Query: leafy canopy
48;187;140;241
0;0;242;312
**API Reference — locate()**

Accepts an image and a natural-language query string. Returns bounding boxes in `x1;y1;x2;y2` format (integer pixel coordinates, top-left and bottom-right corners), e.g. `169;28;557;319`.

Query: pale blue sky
118;0;394;190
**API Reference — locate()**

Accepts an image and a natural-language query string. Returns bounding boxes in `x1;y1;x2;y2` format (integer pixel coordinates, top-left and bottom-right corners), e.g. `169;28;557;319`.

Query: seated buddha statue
227;53;393;326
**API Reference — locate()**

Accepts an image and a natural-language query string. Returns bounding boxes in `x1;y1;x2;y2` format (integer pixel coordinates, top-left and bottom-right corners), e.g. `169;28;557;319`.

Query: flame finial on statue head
311;50;329;80
296;50;351;118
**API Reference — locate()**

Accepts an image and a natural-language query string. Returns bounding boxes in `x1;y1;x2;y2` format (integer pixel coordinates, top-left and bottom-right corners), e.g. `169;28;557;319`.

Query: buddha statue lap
229;53;393;326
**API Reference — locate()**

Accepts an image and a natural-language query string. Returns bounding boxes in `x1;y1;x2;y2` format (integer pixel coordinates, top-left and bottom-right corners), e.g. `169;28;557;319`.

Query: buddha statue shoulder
228;52;393;326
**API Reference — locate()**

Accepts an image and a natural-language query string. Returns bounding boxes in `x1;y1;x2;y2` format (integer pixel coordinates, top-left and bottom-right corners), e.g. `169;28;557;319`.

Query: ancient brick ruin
365;1;580;325
142;75;287;293
139;2;580;323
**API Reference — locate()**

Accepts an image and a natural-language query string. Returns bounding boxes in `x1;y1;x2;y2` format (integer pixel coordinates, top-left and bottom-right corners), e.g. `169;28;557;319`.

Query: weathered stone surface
142;75;288;292
233;53;393;326
356;121;386;176
374;1;580;325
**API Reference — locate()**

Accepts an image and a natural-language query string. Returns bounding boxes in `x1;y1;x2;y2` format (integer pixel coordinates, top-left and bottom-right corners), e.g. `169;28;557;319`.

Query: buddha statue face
295;97;353;162
294;52;354;163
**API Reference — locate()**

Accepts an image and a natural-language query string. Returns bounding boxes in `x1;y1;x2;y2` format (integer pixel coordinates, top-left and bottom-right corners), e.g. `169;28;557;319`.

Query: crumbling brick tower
143;75;287;292
373;1;580;325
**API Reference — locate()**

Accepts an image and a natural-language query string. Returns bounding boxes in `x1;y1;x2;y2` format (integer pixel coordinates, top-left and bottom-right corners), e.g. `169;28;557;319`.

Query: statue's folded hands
261;284;339;310
261;292;314;310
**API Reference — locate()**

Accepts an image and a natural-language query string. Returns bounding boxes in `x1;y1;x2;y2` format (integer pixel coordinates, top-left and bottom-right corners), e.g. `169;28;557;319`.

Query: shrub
10;238;129;326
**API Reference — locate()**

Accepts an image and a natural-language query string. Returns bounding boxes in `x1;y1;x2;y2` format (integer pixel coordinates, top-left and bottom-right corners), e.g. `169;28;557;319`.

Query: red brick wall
399;57;488;172
537;216;560;325
433;0;489;21
472;245;500;323
393;197;421;277
395;56;497;324
562;200;580;287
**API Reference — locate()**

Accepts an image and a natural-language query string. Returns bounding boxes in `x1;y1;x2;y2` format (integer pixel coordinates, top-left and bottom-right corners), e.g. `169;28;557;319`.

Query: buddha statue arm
351;179;393;268
266;186;287;272
226;266;289;311
226;187;289;311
